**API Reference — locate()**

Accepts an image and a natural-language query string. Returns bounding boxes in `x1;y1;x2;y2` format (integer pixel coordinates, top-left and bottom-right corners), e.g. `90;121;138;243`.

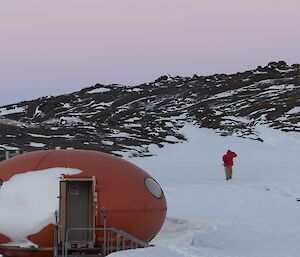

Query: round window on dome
145;178;163;199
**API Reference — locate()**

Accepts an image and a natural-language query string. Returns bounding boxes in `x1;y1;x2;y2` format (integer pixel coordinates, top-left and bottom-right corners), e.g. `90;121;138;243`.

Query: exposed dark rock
0;61;299;158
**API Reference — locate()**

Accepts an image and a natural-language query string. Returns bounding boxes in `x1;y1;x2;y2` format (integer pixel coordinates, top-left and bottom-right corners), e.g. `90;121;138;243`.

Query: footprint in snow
264;188;300;203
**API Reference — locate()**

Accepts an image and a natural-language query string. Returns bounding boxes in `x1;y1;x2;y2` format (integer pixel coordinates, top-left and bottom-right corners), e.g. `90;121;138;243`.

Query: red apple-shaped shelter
0;150;167;257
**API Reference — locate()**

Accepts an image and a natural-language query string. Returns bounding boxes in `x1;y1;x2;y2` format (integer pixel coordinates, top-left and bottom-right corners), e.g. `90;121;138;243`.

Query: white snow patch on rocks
87;88;111;94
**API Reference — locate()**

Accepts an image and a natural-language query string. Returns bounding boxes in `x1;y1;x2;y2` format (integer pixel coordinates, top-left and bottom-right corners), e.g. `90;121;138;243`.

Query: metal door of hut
59;178;95;245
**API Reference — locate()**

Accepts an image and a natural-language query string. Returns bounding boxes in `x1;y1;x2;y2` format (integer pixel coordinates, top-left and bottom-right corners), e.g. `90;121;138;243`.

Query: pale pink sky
0;0;299;105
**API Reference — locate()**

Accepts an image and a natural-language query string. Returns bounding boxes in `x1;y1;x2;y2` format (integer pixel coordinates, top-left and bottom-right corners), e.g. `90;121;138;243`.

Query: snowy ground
112;124;300;257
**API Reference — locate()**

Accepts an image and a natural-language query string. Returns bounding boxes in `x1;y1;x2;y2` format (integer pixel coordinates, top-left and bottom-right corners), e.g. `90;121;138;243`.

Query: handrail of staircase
64;227;149;257
108;227;149;248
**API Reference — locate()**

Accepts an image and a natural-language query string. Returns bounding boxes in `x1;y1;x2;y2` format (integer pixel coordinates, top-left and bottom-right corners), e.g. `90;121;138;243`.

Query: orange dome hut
0;150;167;257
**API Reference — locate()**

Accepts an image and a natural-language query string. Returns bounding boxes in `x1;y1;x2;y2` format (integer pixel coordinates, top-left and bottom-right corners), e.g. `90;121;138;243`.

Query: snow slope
112;124;300;257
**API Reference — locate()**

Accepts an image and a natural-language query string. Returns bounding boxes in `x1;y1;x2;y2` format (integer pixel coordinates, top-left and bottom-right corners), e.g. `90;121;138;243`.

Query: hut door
59;178;95;245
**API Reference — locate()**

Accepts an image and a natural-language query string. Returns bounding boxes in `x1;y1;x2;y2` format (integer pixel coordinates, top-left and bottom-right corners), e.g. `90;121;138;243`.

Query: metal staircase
54;225;149;257
53;211;149;257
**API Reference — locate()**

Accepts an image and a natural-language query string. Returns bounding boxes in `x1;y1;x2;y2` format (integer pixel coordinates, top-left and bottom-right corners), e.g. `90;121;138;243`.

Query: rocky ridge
0;61;299;158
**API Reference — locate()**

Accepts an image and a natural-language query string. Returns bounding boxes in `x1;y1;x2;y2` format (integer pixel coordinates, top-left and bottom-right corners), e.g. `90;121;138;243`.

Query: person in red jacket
222;150;237;180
